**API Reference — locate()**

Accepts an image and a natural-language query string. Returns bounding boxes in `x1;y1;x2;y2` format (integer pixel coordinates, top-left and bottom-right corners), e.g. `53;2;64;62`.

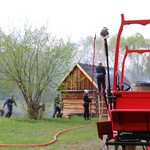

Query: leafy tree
109;32;150;83
123;33;150;82
108;35;127;67
76;33;150;84
0;26;76;119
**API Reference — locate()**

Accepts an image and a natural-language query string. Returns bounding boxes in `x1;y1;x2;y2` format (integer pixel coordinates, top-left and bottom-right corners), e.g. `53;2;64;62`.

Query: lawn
0;115;103;150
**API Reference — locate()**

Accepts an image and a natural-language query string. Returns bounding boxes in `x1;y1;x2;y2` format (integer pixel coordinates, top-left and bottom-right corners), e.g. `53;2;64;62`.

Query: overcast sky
0;0;150;42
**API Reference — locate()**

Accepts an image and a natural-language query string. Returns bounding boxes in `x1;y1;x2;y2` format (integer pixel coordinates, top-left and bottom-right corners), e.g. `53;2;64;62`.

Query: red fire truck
96;14;150;150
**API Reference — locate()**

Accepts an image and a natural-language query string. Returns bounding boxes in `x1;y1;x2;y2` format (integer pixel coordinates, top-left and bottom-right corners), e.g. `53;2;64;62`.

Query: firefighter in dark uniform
3;94;17;118
83;89;92;120
52;94;61;118
96;62;106;94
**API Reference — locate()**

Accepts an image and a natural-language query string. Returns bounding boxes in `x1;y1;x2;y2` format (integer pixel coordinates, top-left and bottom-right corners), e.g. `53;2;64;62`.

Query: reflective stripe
97;73;104;75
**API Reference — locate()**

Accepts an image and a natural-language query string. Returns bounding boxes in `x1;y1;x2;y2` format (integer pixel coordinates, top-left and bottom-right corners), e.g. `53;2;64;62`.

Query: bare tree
76;36;103;64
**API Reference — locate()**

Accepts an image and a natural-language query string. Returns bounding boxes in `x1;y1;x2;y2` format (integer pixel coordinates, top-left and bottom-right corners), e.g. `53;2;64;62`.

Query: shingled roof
79;63;131;89
78;63;114;89
78;63;97;83
56;62;131;90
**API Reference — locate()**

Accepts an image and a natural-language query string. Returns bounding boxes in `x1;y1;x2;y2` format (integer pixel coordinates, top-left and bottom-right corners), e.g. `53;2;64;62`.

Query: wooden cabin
56;63;130;117
56;63;106;117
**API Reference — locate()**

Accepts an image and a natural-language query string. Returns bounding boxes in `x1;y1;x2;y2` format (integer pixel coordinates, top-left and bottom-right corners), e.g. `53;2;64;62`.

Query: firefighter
83;89;92;120
96;62;106;94
52;94;61;118
3;94;17;118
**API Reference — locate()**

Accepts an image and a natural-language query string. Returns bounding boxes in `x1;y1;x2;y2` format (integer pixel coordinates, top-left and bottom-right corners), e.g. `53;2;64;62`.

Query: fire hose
0;123;95;147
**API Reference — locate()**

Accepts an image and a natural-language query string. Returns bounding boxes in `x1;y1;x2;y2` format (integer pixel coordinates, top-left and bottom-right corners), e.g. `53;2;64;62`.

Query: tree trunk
27;102;39;119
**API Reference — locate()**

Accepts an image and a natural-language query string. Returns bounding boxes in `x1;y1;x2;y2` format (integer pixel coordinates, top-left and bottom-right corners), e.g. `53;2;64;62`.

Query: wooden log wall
62;91;97;115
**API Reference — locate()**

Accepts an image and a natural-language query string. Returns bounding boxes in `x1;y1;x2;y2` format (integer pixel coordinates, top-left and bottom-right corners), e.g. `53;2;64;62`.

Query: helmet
102;27;108;30
84;89;89;94
99;62;102;66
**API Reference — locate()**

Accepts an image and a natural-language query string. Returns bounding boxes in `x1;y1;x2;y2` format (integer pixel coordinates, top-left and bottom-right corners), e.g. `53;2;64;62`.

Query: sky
0;0;150;42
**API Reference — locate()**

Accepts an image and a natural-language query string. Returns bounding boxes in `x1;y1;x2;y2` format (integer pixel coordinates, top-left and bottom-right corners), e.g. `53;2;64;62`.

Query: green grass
0;116;102;150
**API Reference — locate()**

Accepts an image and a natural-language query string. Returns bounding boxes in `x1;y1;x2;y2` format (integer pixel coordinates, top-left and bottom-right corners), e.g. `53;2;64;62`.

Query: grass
0;115;102;150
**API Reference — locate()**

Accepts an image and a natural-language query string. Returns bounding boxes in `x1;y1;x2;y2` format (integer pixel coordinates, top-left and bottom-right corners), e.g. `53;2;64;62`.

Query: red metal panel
111;109;150;131
111;90;150;131
112;91;150;109
96;121;113;140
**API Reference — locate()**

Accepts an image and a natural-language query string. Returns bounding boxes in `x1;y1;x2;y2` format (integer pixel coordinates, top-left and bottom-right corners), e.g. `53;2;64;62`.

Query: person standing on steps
83;89;92;120
3;94;17;118
96;62;106;94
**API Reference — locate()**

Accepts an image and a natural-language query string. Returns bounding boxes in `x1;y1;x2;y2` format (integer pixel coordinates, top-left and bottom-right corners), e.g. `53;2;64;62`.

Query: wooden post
98;95;101;120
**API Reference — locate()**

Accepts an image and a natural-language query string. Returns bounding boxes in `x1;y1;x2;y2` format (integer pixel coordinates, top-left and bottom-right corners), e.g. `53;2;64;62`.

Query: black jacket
96;66;106;74
83;94;91;106
3;98;17;110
